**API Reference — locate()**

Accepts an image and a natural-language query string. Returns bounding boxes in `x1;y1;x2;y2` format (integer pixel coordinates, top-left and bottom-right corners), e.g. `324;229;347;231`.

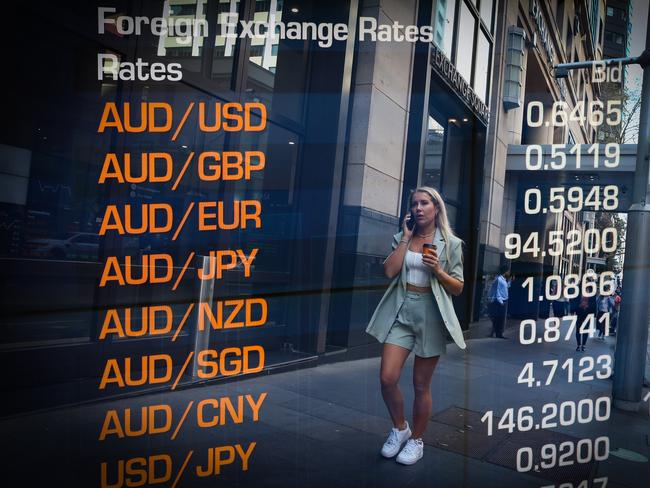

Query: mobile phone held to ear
406;212;416;230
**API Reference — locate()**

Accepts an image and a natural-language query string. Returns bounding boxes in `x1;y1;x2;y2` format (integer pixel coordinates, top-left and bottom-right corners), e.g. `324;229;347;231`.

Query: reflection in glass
245;0;307;122
479;0;493;31
248;0;283;73
157;0;208;72
421;116;445;190
234;122;298;207
433;0;456;59
457;1;475;82
213;0;240;83
474;30;490;103
25;232;100;261
212;124;301;283
441;121;465;203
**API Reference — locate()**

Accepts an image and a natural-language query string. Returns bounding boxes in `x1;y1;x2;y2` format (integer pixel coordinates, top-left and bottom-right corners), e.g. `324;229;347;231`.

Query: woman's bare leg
411;355;440;438
380;343;411;429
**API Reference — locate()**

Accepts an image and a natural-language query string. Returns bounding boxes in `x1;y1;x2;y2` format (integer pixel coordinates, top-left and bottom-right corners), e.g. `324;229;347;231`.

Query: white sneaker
396;438;424;465
380;421;411;458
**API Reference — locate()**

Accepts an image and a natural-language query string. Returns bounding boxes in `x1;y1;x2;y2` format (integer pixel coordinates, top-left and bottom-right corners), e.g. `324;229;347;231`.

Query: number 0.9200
517;437;609;472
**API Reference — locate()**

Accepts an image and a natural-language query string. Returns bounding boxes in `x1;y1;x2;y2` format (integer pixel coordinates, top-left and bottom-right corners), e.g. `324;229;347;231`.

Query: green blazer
365;228;467;350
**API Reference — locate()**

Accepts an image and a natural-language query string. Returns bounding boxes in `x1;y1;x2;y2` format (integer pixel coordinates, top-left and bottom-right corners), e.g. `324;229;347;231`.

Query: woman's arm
383;217;413;279
422;240;464;296
432;267;464;296
383;238;408;279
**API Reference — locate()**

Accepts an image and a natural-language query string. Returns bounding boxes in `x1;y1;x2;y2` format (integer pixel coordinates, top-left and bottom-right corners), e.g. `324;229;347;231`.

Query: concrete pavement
2;319;649;487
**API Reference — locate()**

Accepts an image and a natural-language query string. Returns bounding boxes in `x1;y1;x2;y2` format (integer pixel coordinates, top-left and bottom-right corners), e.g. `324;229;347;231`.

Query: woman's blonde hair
409;186;460;261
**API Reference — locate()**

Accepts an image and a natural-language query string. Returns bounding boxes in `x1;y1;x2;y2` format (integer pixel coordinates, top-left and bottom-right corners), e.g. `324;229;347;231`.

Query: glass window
433;0;457;59
170;3;198;16
245;0;308;122
606;6;614;17
232;123;299;207
248;0;282;77
212;0;241;88
250;45;265;58
456;1;476;82
556;0;565;31
72;234;100;245
156;0;209;73
474;30;491;102
421;116;445;190
479;0;493;31
440;121;466;203
1;0;359;420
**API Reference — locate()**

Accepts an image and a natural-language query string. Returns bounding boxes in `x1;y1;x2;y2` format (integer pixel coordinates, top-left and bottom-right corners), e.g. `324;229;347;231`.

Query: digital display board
1;1;649;487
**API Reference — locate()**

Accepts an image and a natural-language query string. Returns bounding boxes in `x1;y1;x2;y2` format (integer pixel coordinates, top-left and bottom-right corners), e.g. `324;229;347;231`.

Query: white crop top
405;250;430;287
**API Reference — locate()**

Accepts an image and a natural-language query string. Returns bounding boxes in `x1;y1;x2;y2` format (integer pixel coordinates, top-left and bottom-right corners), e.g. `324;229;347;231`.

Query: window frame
446;0;494;104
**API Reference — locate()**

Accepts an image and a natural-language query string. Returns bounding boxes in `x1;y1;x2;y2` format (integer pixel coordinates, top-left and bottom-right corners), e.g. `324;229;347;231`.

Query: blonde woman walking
366;187;466;465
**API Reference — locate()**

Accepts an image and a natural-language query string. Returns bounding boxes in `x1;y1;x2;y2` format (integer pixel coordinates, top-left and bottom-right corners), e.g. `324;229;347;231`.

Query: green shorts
384;290;447;358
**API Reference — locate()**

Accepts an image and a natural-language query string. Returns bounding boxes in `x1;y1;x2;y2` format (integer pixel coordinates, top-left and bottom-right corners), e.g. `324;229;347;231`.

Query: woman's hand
383;220;412;279
402;214;414;240
422;248;442;275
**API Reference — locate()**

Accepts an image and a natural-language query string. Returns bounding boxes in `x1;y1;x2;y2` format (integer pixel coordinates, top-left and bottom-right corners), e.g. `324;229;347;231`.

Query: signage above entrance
529;0;556;66
429;44;490;126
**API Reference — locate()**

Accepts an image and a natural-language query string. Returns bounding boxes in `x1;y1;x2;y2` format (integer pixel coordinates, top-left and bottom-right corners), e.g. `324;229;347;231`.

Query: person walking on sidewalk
571;292;597;351
611;292;621;335
596;291;614;339
487;265;511;338
366;187;466;466
552;283;569;319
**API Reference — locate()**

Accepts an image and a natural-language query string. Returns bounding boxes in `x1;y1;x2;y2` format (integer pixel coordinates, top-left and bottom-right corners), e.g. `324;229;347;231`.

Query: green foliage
595;211;626;270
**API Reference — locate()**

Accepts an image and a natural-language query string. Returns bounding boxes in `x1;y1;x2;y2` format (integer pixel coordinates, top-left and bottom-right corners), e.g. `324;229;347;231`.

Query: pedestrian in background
596;291;614;339
611;292;621;336
551;282;568;319
571;292;597;352
487;264;511;338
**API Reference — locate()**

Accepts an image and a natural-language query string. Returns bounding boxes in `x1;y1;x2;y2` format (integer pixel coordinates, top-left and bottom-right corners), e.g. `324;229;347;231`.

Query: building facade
330;0;494;350
1;0;618;411
603;0;631;60
1;0;357;409
487;0;607;318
